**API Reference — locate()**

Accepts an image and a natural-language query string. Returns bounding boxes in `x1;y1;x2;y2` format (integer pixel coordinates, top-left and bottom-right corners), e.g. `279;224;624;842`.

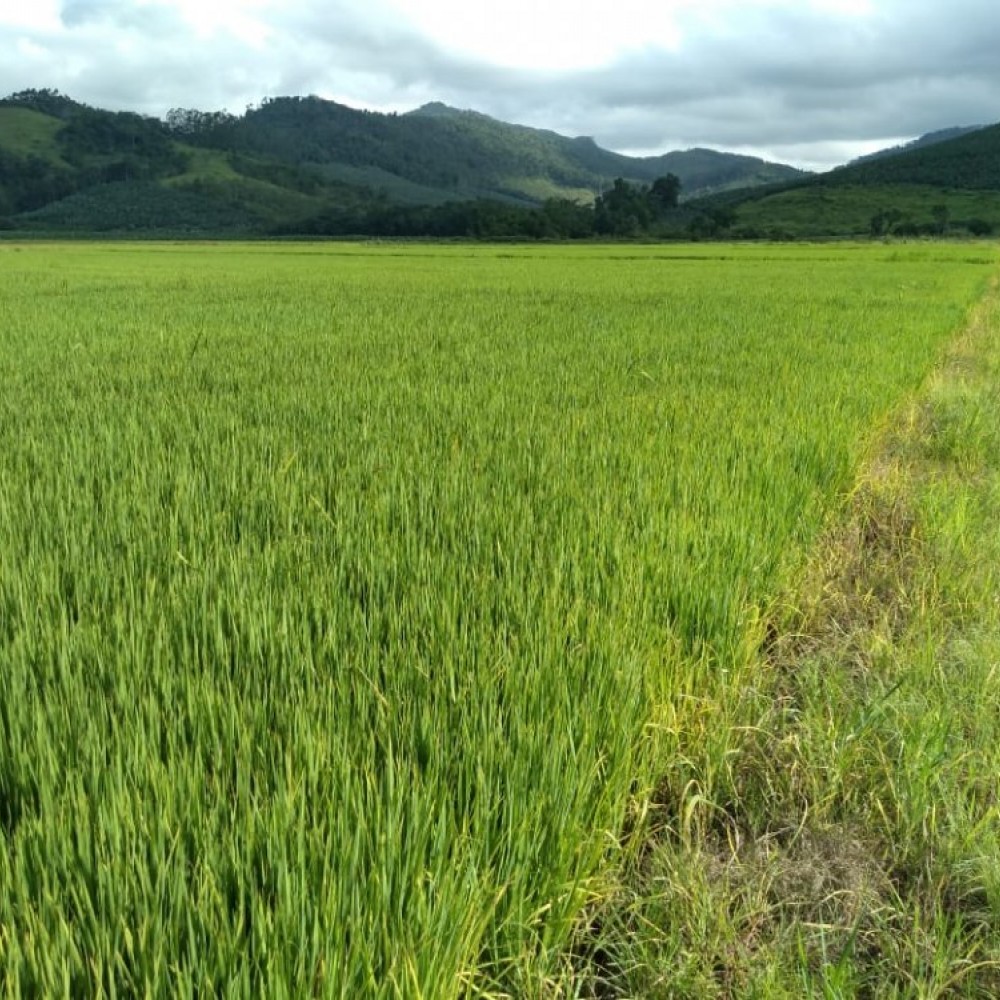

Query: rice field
0;241;996;996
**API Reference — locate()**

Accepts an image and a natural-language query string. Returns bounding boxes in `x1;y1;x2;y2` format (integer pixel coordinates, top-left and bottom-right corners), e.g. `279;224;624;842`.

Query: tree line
284;176;683;240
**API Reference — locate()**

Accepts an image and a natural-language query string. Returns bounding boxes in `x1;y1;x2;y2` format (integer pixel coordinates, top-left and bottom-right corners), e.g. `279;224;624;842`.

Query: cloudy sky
1;0;998;170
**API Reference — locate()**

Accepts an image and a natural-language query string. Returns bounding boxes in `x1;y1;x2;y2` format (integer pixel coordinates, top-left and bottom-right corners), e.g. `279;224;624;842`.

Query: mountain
0;89;392;233
694;121;1000;239
170;96;804;204
849;125;986;165
0;88;805;235
822;123;1000;190
8;87;994;242
401;102;803;199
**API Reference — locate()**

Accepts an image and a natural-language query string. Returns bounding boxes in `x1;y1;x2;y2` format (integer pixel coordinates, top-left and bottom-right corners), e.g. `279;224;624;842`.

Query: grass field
0;241;998;996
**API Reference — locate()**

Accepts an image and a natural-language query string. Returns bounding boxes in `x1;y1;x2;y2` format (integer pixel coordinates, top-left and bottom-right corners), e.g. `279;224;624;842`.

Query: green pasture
0;241;996;996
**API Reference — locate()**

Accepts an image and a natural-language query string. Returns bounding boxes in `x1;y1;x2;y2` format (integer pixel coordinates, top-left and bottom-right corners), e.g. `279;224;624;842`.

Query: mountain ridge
0;87;807;234
2;87;998;239
849;125;986;165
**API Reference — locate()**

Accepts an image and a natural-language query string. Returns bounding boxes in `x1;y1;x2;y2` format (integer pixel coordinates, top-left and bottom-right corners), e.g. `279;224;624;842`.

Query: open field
0;241;998;995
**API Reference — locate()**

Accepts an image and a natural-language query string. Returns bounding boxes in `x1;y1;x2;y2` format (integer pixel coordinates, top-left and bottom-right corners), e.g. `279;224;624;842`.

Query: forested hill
4;87;997;240
173;95;805;202
0;88;805;235
402;101;802;198
822;122;1000;189
849;125;985;165
697;121;1000;239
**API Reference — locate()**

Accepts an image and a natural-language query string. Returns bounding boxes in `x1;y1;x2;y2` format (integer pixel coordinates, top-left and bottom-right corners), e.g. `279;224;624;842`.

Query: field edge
573;270;1000;997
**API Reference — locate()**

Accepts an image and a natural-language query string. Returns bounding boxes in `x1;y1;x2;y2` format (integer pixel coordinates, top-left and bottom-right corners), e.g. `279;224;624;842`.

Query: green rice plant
0;240;995;996
594;266;1000;998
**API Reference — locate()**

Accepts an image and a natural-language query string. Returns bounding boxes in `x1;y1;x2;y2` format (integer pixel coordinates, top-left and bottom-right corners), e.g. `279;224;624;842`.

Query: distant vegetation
848;125;985;165
284;174;682;240
826;123;1000;192
1;88;999;239
168;96;800;202
0;88;798;237
714;184;1000;241
700;123;1000;240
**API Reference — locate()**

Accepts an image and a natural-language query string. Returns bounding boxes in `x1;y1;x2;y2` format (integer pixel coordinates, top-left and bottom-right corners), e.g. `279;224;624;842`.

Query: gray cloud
0;0;997;169
61;0;181;35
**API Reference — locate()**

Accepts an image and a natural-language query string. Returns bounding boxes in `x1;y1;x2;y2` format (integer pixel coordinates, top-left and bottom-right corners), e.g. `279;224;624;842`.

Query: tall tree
650;174;682;212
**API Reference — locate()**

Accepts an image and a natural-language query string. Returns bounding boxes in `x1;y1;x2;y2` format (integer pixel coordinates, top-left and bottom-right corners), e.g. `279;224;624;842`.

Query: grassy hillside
0;93;193;221
698;121;1000;238
0;92;382;232
0;107;65;161
728;184;1000;239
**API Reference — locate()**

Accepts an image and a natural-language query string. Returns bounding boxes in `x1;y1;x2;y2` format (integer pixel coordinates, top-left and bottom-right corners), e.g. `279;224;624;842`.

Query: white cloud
0;0;997;169
385;0;686;71
0;0;61;31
